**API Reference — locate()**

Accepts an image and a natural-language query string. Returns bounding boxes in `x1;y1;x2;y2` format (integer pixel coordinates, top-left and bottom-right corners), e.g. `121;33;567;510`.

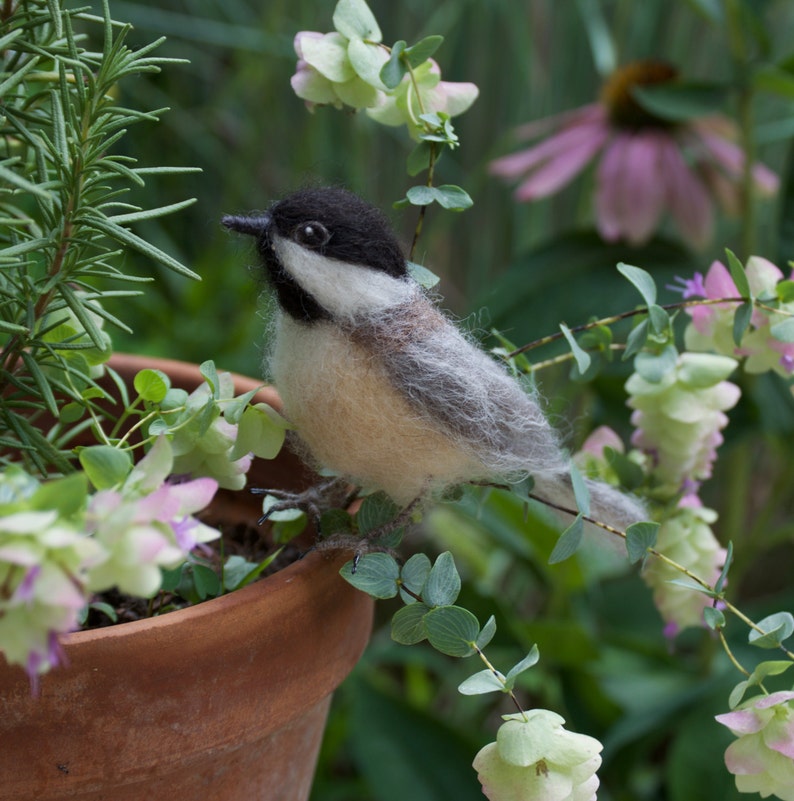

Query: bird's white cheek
274;238;413;321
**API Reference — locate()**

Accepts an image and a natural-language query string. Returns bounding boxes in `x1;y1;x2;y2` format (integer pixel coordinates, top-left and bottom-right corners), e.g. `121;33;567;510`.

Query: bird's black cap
223;187;408;322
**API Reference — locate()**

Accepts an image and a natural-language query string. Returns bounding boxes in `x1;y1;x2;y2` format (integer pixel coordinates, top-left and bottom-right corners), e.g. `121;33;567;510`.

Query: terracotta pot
0;354;373;801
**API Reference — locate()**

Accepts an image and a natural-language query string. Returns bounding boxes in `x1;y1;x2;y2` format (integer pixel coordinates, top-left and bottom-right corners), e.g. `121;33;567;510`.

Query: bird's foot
317;495;423;573
251;476;358;532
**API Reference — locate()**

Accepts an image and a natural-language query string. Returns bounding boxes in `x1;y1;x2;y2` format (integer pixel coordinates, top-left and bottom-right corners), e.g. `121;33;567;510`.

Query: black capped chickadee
222;187;644;530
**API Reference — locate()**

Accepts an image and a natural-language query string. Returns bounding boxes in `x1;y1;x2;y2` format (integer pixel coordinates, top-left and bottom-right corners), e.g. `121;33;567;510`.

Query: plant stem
474;645;527;718
409;143;437;262
528;491;794;665
506;295;788;359
718;629;752;678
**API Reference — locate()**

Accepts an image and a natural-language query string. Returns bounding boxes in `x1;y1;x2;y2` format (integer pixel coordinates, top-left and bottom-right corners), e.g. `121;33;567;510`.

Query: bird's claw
251;477;358;532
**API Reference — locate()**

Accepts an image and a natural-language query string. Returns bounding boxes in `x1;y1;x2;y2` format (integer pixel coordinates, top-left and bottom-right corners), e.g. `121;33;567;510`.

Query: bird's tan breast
270;317;483;504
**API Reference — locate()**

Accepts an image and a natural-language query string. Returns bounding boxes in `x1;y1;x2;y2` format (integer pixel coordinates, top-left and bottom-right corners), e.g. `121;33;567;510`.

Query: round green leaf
625;521;660;564
407;260;441;289
776;280;794;302
339;552;400;598
333;0;382;41
79;445;133;489
399;552;431;603
617;262;657;306
133;368;170;403
301;31;355;83
232;403;287;460
348;37;389;89
458;668;506;696
379;40;406;89
405;185;436;206
59;402;85;424
749;612;794;648
391;602;430;644
423;605;479;657
356;491;401;536
403;34;444;67
423;551;461;607
703;606;725;630
434;184;473;211
192;563;222;600
199;360;220;396
406;141;433;177
30;472;88;517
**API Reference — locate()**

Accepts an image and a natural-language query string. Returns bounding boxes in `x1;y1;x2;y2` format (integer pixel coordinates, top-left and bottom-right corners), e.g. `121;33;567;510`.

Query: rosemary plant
0;0;283;683
0;0;198;475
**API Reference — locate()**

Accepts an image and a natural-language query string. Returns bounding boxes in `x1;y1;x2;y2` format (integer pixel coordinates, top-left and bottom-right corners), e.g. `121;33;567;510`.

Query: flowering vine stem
403;57;439;262
368;39;447;261
530;492;794;665
395;568;528;715
474;644;528;718
718;628;753;679
505;295;790;359
529;344;626;372
409;142;437;262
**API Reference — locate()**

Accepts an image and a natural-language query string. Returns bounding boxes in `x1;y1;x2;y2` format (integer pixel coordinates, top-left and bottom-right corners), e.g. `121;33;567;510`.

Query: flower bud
474;711;602;801
642;495;726;634
716;691;794;799
626;352;739;499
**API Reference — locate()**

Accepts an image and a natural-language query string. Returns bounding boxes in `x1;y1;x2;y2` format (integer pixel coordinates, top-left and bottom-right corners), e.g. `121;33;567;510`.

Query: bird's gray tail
531;469;646;534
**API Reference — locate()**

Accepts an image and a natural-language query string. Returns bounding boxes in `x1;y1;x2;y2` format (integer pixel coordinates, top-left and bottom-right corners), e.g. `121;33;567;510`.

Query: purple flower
668;272;707;299
490;60;778;249
0;509;98;682
13;564;41;603
86;438;220;597
26;633;65;696
682;257;794;377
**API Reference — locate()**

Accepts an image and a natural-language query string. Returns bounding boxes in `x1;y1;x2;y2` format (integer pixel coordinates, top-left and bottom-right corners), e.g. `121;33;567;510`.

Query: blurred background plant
28;1;794;799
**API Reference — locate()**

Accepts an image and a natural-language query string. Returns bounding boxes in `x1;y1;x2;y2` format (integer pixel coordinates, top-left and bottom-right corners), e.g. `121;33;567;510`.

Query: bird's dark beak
221;212;272;238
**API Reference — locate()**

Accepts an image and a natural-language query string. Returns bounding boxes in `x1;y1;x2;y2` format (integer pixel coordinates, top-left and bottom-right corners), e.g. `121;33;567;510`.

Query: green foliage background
77;1;794;799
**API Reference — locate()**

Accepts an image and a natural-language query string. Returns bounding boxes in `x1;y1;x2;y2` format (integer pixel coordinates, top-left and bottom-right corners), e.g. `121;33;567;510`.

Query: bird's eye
294;221;331;250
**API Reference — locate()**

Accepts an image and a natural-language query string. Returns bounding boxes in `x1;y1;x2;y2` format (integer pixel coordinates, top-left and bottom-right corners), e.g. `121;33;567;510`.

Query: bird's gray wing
352;300;646;528
354;303;569;478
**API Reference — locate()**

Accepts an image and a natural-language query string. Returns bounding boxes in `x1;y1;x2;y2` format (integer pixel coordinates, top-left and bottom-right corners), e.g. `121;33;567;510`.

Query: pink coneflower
490;61;779;249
